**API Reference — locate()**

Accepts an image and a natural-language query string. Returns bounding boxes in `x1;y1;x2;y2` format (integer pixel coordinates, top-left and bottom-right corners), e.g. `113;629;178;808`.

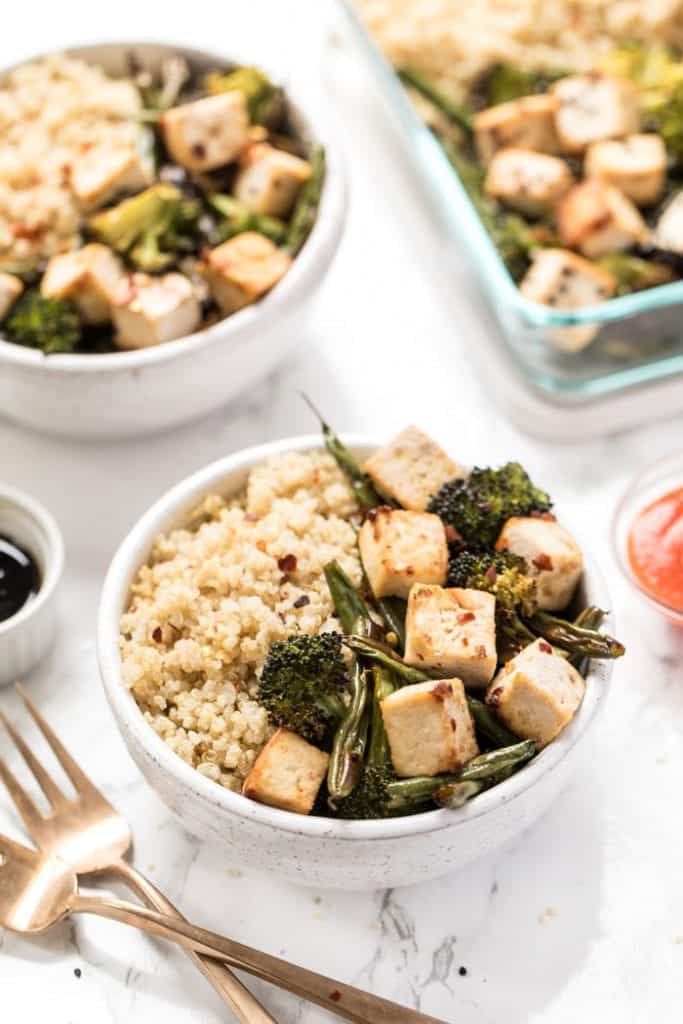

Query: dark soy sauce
0;535;40;623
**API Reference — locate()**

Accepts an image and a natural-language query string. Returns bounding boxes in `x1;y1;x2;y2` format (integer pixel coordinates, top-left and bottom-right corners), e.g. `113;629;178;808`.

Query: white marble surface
2;2;683;1021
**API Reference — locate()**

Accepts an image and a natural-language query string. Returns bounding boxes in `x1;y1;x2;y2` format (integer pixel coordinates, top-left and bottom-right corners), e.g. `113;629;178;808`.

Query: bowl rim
0;41;347;376
611;450;683;625
97;434;615;841
0;484;65;637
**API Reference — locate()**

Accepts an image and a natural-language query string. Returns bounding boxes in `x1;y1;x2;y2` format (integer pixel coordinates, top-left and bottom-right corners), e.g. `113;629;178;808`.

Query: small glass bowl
612;452;683;628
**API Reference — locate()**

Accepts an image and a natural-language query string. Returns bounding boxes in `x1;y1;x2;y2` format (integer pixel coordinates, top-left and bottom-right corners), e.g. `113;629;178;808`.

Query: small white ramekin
98;436;616;890
0;486;64;686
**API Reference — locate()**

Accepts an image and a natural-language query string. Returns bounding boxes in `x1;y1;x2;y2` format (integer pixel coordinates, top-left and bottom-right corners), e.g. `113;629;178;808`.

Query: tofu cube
519;248;617;352
160;92;249;172
235;143;312;218
585;134;666;207
359;507;448;600
112;272;200;349
363;426;463;511
474;95;561;164
551;74;640;153
242;728;329;815
655;191;683;255
556;181;648;259
496;516;584;611
484;148;574;216
381;678;479;777
70;145;152;211
405;584;497;689
0;272;23;321
203;232;292;315
41;244;125;324
486;638;586;748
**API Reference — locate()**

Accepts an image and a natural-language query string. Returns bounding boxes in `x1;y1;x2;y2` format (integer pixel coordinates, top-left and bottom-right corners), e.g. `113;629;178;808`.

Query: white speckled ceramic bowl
0;44;347;440
97;436;616;889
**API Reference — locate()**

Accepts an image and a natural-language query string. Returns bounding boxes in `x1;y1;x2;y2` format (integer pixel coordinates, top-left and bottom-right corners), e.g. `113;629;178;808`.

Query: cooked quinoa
354;0;683;98
120;451;361;792
0;55;141;273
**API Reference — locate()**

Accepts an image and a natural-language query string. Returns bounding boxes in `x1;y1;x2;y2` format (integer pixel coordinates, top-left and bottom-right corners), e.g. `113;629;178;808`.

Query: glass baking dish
338;1;683;401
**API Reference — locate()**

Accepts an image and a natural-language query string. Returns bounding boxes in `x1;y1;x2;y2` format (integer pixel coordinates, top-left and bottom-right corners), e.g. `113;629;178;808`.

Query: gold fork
0;829;447;1024
0;684;276;1024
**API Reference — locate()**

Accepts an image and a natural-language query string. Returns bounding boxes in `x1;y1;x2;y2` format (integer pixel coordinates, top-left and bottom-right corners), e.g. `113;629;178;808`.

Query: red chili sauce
627;486;683;611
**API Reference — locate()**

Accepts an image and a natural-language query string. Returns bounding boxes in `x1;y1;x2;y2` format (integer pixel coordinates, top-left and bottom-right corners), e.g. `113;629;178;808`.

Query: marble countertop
2;2;683;1021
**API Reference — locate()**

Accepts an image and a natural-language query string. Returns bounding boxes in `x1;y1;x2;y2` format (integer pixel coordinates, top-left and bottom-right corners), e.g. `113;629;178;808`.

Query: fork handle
73;891;445;1024
107;859;277;1024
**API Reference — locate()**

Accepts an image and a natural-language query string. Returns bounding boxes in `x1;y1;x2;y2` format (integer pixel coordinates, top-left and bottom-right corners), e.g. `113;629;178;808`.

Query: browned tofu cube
359;507;448;599
0;272;23;321
404;584;497;689
381;678;479;777
556;181;647;259
242;728;329;815
363;426;462;511
484;148;574;216
41;244;125;324
519;248;617;352
203;232;292;315
235;143;312;217
112;272;201;349
496;516;583;611
474;95;561;164
585;134;666;207
551;74;640;154
487;638;586;748
70;145;152;211
160;92;249;172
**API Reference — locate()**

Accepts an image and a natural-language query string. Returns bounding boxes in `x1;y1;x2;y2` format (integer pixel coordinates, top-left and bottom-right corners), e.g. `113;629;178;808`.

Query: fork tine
0;751;44;832
0;828;38;862
0;710;67;808
16;684;97;796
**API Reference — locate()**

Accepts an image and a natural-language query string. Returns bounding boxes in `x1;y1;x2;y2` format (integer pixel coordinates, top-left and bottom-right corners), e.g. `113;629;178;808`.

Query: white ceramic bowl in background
0;485;64;686
98;436;615;889
0;44;347;440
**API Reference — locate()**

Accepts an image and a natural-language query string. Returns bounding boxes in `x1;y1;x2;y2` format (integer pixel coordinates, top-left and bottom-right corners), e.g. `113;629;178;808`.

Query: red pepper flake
293;594;310;609
432;682;453;701
129;604;137;613
191;142;206;159
444;524;463;545
485;566;498;583
278;554;298;573
152;627;162;643
330;991;342;1003
244;513;259;523
457;611;475;624
539;641;553;654
450;718;457;732
475;644;487;659
532;553;554;571
488;686;503;708
531;510;557;521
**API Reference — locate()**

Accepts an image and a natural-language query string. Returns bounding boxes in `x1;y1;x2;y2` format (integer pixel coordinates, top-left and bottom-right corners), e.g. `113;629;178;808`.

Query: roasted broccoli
208;194;287;245
88;184;200;273
258;632;349;746
4;290;81;354
469;62;567;108
428;462;553;548
204;66;282;125
447;548;538;616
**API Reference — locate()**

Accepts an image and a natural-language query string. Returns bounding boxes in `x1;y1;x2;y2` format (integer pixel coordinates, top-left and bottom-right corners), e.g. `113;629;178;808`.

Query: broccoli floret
334;764;394;820
208;194;286;245
258;632;349;746
4;290;81;354
88;184;200;273
447;549;538;617
470;63;567;108
597;253;675;295
204;66;282;126
428;463;553;548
